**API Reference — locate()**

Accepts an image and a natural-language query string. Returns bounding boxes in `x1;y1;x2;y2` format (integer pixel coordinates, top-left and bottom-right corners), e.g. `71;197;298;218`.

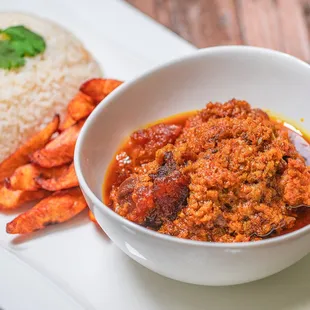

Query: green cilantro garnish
0;40;25;69
3;26;46;57
0;25;46;70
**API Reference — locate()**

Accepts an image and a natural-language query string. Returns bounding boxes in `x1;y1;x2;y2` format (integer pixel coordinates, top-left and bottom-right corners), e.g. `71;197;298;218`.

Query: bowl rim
75;45;310;249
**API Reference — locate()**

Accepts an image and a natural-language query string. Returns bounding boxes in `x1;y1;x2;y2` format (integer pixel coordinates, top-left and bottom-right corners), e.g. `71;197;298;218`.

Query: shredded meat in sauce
106;100;310;242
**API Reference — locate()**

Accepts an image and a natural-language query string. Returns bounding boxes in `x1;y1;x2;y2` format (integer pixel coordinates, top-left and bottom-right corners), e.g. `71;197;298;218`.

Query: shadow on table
126;253;310;310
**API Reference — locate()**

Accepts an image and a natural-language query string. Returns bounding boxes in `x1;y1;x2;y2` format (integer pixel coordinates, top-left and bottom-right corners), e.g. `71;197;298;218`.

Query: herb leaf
0;25;46;69
3;25;46;57
0;40;25;69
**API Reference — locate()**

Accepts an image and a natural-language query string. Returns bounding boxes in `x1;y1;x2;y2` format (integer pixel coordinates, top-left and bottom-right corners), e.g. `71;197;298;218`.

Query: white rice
0;12;102;161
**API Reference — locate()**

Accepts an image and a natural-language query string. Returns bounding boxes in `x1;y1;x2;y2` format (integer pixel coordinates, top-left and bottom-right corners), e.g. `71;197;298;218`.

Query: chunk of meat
113;176;154;225
113;152;189;229
129;123;182;164
130;183;155;224
145;170;189;229
145;152;189;228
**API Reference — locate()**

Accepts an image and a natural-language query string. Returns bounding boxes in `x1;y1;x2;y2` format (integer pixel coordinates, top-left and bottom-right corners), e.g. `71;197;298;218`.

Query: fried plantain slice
0;115;59;181
0;185;49;210
59;113;77;132
6;187;87;234
88;209;97;223
80;78;123;104
30;121;84;168
67;91;95;121
6;164;68;191
35;163;78;191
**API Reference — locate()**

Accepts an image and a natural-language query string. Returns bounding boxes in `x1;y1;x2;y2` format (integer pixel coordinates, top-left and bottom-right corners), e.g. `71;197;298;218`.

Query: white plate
0;245;92;310
0;1;310;309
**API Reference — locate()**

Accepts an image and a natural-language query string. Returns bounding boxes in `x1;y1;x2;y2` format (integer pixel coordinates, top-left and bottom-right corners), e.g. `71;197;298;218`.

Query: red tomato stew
103;100;310;242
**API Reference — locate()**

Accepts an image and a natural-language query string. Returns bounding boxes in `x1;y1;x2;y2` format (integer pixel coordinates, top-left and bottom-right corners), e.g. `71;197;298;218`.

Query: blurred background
125;0;310;63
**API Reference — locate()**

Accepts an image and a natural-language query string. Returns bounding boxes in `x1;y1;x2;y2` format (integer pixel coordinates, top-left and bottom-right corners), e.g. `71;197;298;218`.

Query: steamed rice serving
0;12;102;161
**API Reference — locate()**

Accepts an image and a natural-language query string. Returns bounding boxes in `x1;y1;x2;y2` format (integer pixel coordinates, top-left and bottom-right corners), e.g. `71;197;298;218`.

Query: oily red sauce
103;109;310;240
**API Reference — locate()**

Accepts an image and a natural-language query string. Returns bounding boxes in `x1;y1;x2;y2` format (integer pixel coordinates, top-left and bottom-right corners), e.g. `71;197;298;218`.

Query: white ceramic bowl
75;46;310;286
